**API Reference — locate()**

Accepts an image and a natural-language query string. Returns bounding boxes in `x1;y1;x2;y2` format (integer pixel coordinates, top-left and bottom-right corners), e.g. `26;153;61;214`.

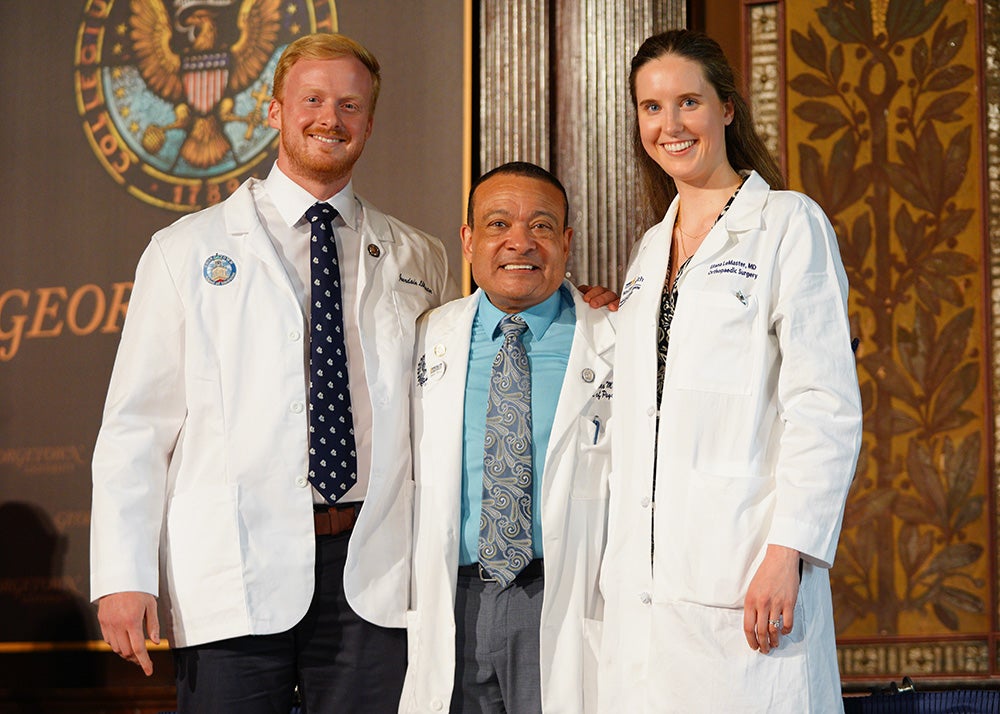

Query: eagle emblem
75;0;338;211
131;0;280;169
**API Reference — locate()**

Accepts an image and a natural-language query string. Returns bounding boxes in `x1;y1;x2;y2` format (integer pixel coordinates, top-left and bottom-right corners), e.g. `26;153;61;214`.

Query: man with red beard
90;34;459;713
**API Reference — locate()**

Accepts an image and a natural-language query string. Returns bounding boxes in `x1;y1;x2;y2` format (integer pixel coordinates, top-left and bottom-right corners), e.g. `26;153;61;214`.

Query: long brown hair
629;30;784;220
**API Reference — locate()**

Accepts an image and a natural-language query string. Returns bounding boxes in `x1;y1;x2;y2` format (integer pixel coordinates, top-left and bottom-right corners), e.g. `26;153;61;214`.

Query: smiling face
268;56;374;198
634;53;736;190
462;173;572;314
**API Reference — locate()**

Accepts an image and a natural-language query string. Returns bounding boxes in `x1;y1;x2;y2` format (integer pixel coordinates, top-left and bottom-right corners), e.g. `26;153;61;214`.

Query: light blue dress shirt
458;285;575;565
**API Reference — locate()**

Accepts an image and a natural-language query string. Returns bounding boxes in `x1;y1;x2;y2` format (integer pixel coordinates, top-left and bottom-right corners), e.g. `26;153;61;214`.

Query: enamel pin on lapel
203;253;236;286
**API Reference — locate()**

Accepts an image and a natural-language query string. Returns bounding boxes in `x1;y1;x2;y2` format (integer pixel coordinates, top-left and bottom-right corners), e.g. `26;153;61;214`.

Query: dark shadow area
0;501;95;644
0;500;177;709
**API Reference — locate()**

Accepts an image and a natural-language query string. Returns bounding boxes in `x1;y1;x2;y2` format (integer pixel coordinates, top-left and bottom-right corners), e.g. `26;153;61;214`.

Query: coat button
295;477;307;488
640;496;651;508
290;401;304;414
288;329;302;342
646;406;656;417
639;592;651;605
431;699;443;711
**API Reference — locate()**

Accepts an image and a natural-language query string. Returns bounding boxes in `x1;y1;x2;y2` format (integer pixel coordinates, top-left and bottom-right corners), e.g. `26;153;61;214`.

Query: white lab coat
598;172;862;713
90;177;458;647
400;283;614;714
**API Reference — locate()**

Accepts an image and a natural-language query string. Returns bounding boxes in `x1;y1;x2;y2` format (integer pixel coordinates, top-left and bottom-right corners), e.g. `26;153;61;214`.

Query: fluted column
479;1;551;170
478;0;685;289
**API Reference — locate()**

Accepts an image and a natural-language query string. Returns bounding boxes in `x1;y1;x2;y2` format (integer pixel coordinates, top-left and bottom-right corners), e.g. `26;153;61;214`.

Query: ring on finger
768;618;782;628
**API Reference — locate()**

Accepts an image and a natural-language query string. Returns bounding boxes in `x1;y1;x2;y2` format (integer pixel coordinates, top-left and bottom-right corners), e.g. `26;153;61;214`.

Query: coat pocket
164;484;245;622
572;413;612;500
668;288;759;395
675;468;773;606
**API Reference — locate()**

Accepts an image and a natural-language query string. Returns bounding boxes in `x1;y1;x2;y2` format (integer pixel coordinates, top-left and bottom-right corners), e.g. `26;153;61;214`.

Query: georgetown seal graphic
75;0;337;211
203;253;237;285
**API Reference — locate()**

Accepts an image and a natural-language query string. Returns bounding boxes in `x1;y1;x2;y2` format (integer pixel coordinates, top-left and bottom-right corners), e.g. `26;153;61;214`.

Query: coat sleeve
766;194;863;568
90;236;187;601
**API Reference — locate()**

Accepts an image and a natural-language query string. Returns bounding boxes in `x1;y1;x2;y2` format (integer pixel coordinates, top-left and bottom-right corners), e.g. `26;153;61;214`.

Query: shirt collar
477;286;566;341
264;162;360;231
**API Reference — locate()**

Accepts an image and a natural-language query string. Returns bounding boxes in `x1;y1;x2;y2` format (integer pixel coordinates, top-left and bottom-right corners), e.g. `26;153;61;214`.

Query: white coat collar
564;281;615;362
721;170;769;234
221;177;260;236
419;280;614;384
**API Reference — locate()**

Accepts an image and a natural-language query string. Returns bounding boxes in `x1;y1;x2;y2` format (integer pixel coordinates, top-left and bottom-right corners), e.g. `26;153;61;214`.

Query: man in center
400;161;615;713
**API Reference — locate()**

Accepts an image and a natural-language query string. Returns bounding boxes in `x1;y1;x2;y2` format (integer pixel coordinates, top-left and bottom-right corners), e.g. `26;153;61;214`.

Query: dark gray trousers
451;567;544;714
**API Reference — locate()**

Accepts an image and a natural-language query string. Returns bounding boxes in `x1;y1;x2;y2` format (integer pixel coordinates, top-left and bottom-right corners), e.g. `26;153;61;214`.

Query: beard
279;129;365;189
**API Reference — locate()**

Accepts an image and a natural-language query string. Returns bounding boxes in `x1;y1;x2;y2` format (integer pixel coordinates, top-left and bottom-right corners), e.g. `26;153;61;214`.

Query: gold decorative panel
986;0;1000;647
746;3;783;171
783;0;990;680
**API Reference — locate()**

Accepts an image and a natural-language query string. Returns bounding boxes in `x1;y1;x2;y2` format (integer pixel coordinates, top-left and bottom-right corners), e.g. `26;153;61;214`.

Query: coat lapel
225;179;303;315
680;171;768;275
417;293;481;505
545;283;614;464
355;196;398;308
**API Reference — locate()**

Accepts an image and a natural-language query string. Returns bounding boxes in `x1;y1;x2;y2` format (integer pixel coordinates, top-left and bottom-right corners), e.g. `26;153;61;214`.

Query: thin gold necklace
674;218;711;262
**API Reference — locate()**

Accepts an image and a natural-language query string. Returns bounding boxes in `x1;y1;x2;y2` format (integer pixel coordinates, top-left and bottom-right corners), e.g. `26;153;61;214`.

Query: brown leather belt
313;503;361;536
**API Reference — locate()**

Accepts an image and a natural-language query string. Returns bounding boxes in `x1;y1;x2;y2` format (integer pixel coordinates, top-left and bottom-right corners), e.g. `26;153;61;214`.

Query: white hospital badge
203;253;236;286
428;361;446;381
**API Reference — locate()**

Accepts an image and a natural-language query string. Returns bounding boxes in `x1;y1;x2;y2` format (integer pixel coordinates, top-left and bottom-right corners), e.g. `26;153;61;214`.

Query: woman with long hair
598;30;862;713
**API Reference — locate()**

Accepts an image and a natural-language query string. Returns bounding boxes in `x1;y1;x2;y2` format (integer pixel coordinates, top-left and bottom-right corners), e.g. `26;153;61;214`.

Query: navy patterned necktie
306;202;357;503
479;314;533;586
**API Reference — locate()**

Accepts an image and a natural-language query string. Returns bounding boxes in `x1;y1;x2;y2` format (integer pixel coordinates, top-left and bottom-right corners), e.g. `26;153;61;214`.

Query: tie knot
499;314;528;338
305;202;337;224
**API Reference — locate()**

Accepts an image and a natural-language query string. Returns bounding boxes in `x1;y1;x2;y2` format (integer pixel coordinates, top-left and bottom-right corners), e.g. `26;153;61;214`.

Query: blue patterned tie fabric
306;202;357;503
479;314;533;586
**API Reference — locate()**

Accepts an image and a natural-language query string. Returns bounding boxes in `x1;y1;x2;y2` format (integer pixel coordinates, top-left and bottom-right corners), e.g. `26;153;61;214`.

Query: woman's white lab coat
598;171;862;713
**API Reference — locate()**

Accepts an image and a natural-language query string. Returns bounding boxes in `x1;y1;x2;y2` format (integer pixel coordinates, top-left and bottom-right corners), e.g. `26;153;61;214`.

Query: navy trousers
174;530;406;714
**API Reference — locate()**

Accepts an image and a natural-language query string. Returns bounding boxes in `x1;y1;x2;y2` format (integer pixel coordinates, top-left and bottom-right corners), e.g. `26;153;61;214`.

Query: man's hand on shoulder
577;284;620;311
97;591;160;675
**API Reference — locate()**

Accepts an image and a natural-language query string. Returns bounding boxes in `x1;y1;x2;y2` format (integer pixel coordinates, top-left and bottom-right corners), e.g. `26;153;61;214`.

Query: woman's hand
742;544;800;654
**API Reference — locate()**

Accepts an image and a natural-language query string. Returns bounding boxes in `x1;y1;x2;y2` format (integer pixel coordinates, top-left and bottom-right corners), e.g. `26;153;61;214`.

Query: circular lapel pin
203;253;236;286
434;344;447;357
581;368;595;383
367;244;381;258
